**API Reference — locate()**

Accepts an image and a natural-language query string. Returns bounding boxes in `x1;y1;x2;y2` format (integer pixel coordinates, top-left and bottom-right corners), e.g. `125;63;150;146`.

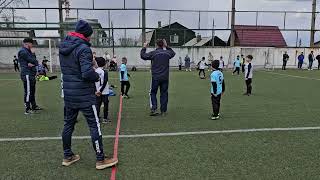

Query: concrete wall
1;46;320;69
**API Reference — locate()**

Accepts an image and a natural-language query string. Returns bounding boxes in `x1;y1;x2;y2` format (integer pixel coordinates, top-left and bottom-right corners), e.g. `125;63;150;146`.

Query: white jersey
244;62;253;79
199;61;206;70
95;67;109;95
219;60;224;69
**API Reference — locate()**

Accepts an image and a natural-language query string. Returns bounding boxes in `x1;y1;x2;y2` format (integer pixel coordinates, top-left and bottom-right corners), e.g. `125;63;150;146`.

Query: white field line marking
1;126;320;142
264;71;320;81
0;78;119;81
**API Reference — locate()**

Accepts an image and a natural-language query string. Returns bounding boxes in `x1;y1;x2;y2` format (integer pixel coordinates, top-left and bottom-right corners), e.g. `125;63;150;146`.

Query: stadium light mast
230;0;236;47
142;0;146;44
310;0;316;47
58;0;64;41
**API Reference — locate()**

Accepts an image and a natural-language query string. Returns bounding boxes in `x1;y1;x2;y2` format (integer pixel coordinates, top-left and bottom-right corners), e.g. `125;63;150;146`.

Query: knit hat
75;20;93;38
96;57;106;67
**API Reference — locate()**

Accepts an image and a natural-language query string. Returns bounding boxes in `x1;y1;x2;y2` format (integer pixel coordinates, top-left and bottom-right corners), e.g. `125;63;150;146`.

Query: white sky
9;0;320;46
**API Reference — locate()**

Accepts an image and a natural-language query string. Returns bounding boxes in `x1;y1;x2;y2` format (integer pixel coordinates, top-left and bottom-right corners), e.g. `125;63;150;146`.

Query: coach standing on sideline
59;20;117;169
18;38;42;115
141;39;176;116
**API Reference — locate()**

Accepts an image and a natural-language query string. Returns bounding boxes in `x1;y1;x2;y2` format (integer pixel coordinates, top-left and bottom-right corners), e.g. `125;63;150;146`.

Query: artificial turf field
1;69;320;180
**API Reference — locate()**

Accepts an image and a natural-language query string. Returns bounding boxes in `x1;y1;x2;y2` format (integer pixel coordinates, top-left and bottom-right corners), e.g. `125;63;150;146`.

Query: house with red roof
229;25;287;47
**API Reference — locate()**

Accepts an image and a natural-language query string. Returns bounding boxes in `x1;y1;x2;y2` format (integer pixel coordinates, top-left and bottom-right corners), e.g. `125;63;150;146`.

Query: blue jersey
234;59;241;68
119;64;128;81
210;70;224;95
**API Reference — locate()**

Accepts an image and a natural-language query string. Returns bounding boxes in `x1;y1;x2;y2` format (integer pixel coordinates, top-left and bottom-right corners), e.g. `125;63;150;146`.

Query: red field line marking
110;95;123;180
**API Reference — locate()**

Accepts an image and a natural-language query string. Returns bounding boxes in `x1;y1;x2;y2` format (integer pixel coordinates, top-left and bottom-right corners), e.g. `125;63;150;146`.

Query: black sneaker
32;106;43;111
161;112;168;117
102;118;111;124
150;110;159;116
211;114;220;120
24;109;32;115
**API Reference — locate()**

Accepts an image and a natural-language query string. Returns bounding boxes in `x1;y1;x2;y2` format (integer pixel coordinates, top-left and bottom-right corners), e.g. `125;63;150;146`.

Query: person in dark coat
141;39;176;116
282;52;289;70
297;52;304;69
308;51;315;70
59;20;118;170
17;38;42;115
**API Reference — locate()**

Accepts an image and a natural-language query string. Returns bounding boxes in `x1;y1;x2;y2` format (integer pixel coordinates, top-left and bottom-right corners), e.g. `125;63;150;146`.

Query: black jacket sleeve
222;80;225;93
99;70;108;92
212;82;217;94
166;47;176;59
140;47;154;60
19;50;39;66
121;71;124;80
79;47;99;82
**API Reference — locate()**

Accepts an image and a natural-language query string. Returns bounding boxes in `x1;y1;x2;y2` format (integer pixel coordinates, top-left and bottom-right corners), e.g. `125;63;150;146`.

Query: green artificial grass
0;69;320;179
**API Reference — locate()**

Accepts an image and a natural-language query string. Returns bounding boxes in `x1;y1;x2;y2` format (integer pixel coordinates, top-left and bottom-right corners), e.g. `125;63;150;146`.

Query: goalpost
0;38;57;73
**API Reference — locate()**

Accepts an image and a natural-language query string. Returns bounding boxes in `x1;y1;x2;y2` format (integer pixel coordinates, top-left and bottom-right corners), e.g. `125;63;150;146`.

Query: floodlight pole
310;0;316;47
212;18;215;47
49;39;53;73
58;0;64;42
141;0;146;44
230;0;236;47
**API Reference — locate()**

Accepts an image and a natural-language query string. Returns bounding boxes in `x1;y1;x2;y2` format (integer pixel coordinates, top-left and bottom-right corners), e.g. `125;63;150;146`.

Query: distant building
0;30;36;46
61;18;107;47
229;25;287;47
184;34;227;47
138;22;196;46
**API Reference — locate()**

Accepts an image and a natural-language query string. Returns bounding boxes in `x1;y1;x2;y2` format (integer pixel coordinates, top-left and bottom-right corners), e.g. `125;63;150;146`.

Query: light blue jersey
210;70;224;95
119;64;129;81
234;59;241;68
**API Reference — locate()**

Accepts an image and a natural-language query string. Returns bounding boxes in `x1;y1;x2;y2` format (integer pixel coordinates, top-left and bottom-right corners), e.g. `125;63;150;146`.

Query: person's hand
28;63;35;67
221;92;224;96
143;42;148;48
163;39;167;47
95;91;102;97
31;48;36;54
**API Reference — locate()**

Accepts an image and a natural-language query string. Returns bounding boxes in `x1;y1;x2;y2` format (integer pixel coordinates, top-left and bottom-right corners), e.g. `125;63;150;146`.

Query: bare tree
0;0;27;27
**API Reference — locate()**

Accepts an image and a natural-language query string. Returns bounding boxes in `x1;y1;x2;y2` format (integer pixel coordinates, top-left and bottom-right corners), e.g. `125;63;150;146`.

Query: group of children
209;54;254;120
93;55;131;124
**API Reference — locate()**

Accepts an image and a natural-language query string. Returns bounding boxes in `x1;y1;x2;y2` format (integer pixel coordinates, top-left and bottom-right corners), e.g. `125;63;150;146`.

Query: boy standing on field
210;60;225;120
95;57;111;124
244;55;254;96
120;57;131;98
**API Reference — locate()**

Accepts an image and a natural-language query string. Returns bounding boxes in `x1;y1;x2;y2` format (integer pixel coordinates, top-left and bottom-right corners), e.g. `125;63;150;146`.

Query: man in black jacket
308;51;315;71
59;20;117;169
18;38;42;115
141;39;175;116
282;52;289;70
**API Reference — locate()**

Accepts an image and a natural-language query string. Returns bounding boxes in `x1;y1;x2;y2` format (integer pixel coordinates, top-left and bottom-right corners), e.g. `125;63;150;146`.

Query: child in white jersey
95;57;111;124
244;55;253;96
198;57;207;79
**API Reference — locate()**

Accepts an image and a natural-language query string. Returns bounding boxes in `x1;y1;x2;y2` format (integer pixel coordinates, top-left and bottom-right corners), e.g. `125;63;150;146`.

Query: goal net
0;38;58;73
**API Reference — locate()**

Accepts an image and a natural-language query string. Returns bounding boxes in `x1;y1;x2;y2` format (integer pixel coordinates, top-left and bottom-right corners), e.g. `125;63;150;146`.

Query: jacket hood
59;35;91;56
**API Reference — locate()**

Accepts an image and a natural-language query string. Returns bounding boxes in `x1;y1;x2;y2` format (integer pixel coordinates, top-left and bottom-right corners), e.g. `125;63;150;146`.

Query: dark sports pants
150;79;169;113
179;65;182;71
282;60;287;70
21;75;37;110
242;64;245;73
96;95;109;119
199;69;205;77
233;67;240;75
121;81;130;96
298;62;303;69
14;64;19;72
246;78;253;94
62;105;105;161
309;61;313;70
318;60;320;70
211;94;221;117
